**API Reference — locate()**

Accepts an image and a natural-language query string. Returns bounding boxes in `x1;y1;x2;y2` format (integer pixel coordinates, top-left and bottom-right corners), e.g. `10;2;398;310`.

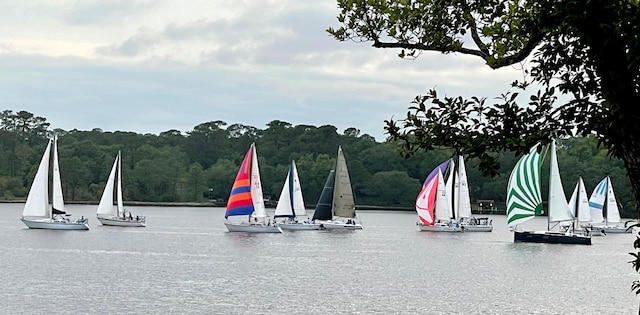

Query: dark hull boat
514;230;592;245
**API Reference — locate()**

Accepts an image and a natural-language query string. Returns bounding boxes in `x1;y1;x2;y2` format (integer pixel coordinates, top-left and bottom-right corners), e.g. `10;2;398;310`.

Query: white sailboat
416;160;463;232
311;146;362;230
274;160;321;230
96;151;146;227
567;177;604;236
20;137;89;230
451;155;493;232
506;140;591;245
224;143;282;233
588;176;632;233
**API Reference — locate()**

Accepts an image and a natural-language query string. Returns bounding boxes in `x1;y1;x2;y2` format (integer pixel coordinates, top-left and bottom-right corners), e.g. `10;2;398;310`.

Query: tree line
0;110;632;214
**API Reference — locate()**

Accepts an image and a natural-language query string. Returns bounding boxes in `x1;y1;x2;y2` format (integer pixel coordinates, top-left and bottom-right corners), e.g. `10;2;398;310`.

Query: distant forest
0;110;633;215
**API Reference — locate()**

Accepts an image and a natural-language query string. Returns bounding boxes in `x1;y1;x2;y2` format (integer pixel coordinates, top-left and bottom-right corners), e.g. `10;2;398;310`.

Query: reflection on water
0;203;636;314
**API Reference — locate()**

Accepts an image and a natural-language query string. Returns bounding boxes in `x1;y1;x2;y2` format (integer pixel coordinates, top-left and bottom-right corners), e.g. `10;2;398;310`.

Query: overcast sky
0;0;528;141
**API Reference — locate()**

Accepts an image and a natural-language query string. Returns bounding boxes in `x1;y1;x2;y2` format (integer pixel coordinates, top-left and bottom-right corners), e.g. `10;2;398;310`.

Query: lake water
0;203;637;314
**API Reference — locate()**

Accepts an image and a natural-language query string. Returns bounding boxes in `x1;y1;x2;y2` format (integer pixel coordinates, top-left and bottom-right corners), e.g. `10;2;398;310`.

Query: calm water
0;203;637;314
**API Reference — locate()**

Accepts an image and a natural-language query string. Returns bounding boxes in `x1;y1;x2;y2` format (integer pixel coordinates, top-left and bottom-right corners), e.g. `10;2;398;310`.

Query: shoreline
0;200;417;210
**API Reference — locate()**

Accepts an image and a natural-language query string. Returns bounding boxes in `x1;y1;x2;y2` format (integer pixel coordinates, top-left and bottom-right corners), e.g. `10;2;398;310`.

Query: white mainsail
446;158;455;216
97;154;119;217
22;139;53;218
568;177;591;223
274;160;307;219
434;169;452;221
547;140;574;224
455;155;473;219
51;136;65;213
250;143;267;219
117;151;124;217
605;176;622;224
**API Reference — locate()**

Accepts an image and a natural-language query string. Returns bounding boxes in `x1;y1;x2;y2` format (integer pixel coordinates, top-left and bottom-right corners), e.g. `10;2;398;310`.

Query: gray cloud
95;31;157;57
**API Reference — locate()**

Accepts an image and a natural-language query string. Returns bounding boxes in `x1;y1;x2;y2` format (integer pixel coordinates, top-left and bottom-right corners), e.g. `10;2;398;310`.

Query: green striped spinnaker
506;144;545;227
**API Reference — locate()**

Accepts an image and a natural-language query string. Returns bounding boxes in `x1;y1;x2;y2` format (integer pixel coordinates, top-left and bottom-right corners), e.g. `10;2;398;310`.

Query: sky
0;0;528;141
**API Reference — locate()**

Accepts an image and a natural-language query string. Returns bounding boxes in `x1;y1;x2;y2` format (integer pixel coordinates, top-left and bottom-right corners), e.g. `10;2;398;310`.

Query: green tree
328;0;640;303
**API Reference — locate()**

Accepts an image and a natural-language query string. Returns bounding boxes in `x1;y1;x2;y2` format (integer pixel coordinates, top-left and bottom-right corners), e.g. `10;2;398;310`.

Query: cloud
0;0;530;141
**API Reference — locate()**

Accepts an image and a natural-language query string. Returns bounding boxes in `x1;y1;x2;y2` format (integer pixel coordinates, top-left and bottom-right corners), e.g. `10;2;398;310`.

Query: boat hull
278;222;321;230
321;220;363;230
602;226;632;233
224;222;282;233
514;230;591;245
418;223;463;232
98;217;146;227
461;224;493;232
21;218;89;230
583;226;606;236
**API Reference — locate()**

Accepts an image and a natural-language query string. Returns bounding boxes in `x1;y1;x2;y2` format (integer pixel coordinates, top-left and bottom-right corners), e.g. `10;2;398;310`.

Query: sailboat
224;143;282;233
416;160;463;232
20;137;89;230
274;160;321;230
506;140;591;245
567;177;604;236
311;146;363;230
450;155;493;232
587;176;632;233
96;151;146;227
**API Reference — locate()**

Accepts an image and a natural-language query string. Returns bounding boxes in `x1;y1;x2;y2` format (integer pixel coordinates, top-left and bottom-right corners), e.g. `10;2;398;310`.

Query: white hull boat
97;151;146;227
21;137;88;230
224;143;283;234
273;161;320;231
459;217;493;232
461;224;492;232
601;225;631;233
278;222;321;230
224;222;282;233
21;218;89;230
418;222;463;232
97;217;146;227
311;146;362;230
321;220;363;230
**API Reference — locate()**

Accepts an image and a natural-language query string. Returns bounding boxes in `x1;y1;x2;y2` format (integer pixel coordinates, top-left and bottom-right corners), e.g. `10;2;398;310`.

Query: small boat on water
416;160;463;232
21;136;89;230
224;143;282;233
274;160;321;231
506;140;591;245
587;176;633;234
96;151;146;227
312;146;363;230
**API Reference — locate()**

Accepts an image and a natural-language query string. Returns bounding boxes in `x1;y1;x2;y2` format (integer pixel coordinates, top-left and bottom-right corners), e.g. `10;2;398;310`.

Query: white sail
548;140;573;223
290;161;306;217
274;160;307;219
51;136;65;213
332;146;356;218
605;176;622;223
249;143;267;219
274;164;294;218
97;154;118;217
117;151;124;217
446;158;455;216
588;177;607;224
568;177;591;223
22;139;53;218
434;169;452;221
456;155;473;219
